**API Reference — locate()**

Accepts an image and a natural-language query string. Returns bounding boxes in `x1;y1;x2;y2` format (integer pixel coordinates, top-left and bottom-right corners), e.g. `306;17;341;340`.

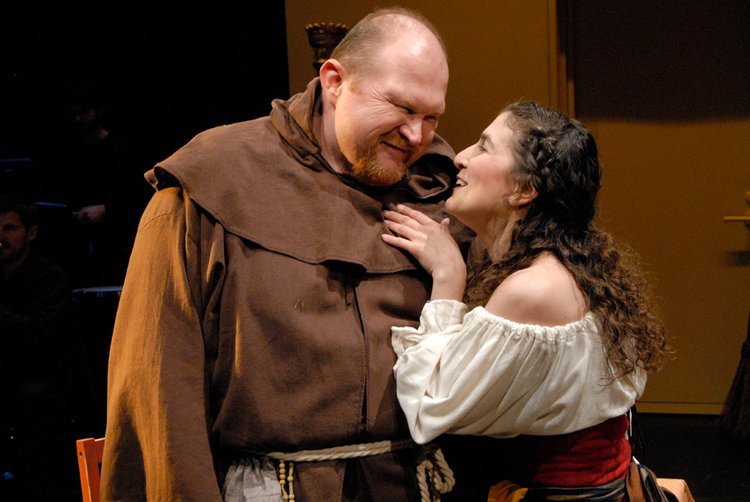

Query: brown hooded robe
101;79;469;501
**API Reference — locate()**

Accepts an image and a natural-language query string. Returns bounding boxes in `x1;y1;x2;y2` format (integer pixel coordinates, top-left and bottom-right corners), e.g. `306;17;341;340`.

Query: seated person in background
0;194;71;500
382;102;671;501
38;90;146;287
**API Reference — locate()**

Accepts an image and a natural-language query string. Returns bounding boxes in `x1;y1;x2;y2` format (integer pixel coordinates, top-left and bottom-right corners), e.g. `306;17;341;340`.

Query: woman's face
446;112;520;234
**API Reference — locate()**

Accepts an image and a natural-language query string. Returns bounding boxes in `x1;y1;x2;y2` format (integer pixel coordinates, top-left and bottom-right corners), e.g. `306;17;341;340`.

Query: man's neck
312;94;347;175
1;250;29;280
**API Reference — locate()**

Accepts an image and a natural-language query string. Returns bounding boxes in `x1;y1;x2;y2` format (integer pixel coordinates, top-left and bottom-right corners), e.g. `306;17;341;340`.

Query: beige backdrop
571;0;750;414
285;0;562;151
284;0;750;414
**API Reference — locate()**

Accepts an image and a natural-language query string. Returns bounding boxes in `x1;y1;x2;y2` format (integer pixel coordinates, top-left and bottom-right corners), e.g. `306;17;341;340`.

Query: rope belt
265;439;455;502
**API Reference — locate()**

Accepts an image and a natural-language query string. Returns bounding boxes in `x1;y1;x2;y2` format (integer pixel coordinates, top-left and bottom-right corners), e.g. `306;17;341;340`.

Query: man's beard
350;144;410;187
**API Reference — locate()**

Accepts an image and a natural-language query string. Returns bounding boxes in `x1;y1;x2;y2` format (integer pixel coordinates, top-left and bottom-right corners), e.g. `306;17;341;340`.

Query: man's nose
399;118;423;146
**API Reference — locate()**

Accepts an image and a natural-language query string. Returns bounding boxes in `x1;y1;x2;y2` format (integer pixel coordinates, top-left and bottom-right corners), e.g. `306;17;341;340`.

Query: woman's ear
511;184;538;208
319;59;346;105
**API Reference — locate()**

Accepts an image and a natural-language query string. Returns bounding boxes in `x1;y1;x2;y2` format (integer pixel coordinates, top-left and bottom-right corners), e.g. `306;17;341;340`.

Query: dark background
1;0;292;295
1;3;290;500
1;1;290;185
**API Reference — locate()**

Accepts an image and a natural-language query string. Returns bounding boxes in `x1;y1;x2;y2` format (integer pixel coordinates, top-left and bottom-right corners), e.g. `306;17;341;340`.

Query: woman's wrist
430;265;466;301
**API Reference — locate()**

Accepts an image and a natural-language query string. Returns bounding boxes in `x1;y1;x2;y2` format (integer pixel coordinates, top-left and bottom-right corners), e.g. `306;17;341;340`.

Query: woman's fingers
383;206;438;234
383;217;423;243
383;205;452;259
387;204;436;225
381;232;416;252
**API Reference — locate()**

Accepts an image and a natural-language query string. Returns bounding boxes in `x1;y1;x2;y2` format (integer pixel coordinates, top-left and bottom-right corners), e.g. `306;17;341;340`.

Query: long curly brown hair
464;102;671;376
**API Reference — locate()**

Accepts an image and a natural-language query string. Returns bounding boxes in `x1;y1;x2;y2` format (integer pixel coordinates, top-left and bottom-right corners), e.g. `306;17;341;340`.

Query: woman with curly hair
382;102;671;501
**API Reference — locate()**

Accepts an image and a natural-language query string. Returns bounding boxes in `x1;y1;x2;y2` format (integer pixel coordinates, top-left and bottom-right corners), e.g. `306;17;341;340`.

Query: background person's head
319;8;449;187
0;196;39;273
67;81;110;143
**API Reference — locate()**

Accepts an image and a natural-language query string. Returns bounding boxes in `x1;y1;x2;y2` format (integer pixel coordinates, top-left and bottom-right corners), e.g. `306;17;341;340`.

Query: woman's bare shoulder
485;254;586;326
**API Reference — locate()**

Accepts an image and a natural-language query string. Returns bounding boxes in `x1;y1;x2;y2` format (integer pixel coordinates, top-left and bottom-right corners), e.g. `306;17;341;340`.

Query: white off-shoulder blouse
392;299;646;444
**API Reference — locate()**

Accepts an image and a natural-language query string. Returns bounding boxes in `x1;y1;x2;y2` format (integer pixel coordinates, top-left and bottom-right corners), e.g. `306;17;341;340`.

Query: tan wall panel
285;0;556;150
588;120;750;412
573;0;750;413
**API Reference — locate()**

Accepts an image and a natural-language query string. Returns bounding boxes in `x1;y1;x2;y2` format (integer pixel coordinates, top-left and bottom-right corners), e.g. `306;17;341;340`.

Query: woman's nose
454;147;471;170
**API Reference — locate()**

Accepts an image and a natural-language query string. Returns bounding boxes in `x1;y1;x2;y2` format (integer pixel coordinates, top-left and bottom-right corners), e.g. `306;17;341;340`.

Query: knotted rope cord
266;439;455;502
416;446;455;502
277;459;294;502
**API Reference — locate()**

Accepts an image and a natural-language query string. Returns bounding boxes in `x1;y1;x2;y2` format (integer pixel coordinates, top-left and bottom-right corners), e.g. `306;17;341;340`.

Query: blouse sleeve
391;299;467;356
391;301;644;444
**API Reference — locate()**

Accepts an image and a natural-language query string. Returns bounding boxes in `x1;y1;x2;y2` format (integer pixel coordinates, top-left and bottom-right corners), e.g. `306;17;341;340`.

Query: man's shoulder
155;117;284;183
185;117;277;155
427;133;456;160
17;253;69;287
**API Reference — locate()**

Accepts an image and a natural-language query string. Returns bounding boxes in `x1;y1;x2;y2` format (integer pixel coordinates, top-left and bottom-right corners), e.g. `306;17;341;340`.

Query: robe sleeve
101;187;225;502
392;300;644;445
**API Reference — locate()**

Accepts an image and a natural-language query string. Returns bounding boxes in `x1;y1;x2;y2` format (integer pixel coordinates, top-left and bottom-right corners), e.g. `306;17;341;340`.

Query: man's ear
319;59;346;105
27;224;39;242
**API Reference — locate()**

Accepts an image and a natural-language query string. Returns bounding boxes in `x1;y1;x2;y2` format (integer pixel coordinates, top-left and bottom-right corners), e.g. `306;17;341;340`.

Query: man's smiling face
330;35;448;186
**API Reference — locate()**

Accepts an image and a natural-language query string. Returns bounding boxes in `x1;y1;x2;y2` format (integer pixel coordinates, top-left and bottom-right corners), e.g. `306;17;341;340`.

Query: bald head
330;8;448;81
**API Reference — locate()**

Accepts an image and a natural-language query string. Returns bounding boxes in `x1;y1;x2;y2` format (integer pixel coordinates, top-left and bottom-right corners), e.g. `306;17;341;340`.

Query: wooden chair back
76;437;105;502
